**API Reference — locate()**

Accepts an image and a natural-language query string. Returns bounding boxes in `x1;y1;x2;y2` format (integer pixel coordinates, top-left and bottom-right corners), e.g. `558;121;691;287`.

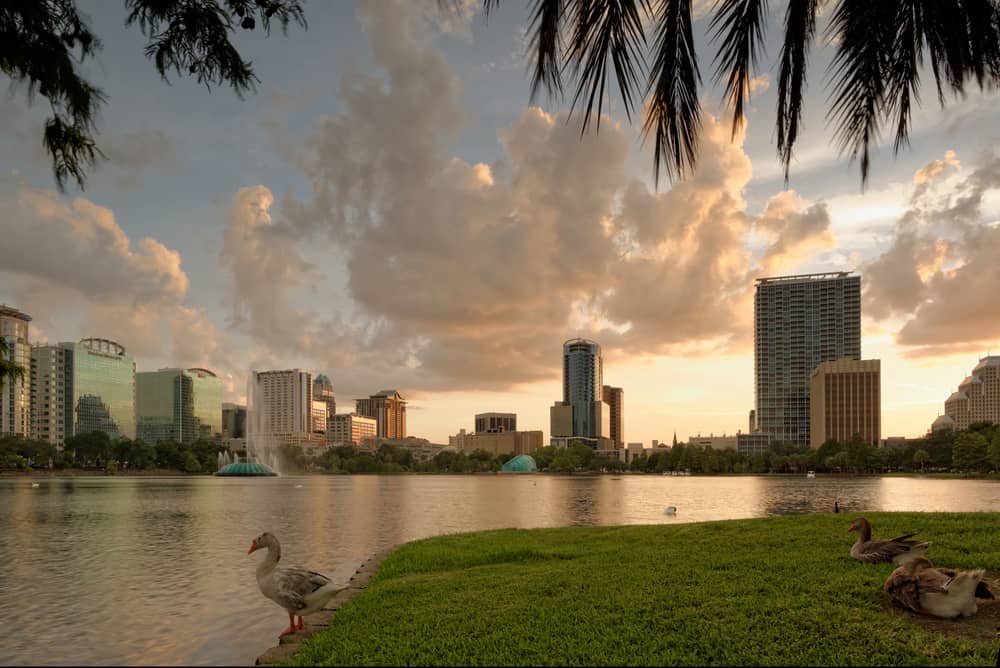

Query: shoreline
254;549;393;666
3;469;998;480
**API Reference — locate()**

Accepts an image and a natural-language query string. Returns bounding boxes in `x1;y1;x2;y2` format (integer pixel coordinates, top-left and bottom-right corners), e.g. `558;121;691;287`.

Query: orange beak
248;539;258;554
847;525;856;533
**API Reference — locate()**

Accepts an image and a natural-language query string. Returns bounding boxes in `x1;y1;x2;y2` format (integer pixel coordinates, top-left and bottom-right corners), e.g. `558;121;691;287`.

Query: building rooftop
0;305;31;322
755;272;855;285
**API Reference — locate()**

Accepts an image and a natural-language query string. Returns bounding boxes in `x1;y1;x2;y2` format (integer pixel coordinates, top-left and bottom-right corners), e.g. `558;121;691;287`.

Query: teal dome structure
501;454;538;473
215;460;278;476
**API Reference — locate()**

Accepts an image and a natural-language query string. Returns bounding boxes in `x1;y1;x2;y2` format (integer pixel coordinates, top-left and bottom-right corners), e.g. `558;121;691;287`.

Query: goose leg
296;615;304;630
279;611;297;638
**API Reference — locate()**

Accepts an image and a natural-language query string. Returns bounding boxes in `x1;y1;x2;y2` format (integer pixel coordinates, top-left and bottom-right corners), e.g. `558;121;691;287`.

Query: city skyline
3;2;1000;446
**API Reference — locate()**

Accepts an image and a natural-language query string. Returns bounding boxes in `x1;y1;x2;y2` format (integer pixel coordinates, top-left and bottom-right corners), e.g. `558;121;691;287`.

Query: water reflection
2;474;1000;666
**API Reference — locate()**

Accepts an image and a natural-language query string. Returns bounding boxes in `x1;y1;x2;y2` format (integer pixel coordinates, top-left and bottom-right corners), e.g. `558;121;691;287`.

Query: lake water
3;473;1000;666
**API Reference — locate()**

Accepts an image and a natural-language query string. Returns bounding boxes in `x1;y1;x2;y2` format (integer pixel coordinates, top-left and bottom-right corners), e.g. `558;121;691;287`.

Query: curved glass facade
563;339;603;438
66;339;136;440
137;368;222;444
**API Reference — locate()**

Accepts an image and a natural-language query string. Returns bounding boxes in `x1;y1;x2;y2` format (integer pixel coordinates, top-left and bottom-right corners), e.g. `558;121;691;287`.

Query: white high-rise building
1;306;32;437
936;356;1000;431
251;369;313;437
328;413;377;446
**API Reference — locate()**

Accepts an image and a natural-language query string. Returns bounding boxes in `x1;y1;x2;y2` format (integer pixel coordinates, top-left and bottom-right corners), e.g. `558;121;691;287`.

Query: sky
2;0;1000;445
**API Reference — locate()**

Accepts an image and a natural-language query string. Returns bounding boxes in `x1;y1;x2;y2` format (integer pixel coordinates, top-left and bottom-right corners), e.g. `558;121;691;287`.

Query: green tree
66;430;112;467
990;433;1000;471
3;0;306;190
183;451;202;473
912;448;929;472
952;431;990;472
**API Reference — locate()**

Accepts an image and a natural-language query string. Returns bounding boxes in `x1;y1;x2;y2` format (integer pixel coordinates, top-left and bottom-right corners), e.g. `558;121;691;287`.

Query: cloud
227;0;836;396
864;150;1000;355
0;176;234;375
100;129;178;191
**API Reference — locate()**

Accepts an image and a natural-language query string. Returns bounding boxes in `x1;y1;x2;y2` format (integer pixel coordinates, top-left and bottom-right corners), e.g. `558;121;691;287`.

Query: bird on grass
847;517;930;564
883;556;994;618
248;532;349;638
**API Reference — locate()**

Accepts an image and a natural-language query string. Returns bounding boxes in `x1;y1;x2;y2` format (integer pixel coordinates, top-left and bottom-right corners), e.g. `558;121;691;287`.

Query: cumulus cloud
864;150;1000;355
0;176;233;376
222;0;836;396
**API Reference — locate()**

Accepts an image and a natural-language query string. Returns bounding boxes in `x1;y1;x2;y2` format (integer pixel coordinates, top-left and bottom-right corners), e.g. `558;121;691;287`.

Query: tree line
0;431;229;474
4;422;999;476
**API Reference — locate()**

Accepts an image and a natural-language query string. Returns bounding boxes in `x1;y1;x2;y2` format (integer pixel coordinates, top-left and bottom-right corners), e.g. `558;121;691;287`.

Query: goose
883;556;994;618
248;532;349;638
847;517;930;564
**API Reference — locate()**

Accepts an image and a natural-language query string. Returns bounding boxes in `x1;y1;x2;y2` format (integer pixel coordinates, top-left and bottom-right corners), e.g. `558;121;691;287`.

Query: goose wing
273;567;333;610
937;568;995;599
858;537;926;563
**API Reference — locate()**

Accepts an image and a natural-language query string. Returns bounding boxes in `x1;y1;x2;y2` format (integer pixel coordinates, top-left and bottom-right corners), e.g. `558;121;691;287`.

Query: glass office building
65;338;136;440
137;368;222;444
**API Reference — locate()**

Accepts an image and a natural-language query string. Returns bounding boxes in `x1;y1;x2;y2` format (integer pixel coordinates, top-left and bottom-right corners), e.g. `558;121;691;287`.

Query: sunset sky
2;0;999;445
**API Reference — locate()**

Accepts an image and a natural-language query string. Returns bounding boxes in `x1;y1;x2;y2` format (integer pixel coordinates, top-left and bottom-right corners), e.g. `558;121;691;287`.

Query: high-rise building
222;402;247;439
136;368;222;444
313;374;336;430
936;356;1000;431
356;389;406;439
602;385;624;449
475;412;516;433
31;338;136;443
0;306;31;437
550;339;610;442
30;344;71;445
251;369;313;436
754;273;861;448
809;359;881;448
328;413;377;446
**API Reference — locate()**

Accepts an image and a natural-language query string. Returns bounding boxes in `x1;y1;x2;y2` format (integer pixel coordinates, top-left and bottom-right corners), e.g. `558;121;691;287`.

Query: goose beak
847;525;855;533
248;539;258;554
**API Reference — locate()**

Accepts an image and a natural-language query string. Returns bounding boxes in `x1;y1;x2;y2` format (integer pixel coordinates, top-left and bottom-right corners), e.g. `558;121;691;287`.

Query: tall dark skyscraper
754;273;861;448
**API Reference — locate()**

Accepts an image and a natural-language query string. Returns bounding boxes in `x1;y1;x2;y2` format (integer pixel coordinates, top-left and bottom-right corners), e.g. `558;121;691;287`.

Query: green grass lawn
289;513;1000;666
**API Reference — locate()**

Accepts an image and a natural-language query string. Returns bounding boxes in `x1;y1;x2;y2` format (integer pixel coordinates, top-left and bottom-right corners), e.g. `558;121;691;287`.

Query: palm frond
885;0;923;154
643;0;701;185
919;0;971;104
826;0;895;187
526;0;566;102
710;0;768;140
775;0;819;184
564;0;649;132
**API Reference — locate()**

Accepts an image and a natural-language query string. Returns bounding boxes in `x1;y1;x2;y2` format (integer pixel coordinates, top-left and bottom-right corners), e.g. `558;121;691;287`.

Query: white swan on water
663;506;677;516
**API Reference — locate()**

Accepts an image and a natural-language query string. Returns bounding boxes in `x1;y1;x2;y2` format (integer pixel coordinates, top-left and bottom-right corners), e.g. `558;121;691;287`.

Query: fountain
215;372;279;477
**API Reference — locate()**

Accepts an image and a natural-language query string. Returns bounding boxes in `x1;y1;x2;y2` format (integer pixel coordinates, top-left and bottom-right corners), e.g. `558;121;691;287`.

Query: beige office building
356;389;406;438
475;412;517;433
30;344;71;445
809;359;881;448
449;429;543;457
327;413;377;446
602;385;624;449
937;356;1000;431
1;306;31;437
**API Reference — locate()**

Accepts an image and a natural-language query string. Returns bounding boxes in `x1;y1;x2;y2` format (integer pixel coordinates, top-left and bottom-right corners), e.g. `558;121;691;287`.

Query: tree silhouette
1;0;305;191
474;0;1000;186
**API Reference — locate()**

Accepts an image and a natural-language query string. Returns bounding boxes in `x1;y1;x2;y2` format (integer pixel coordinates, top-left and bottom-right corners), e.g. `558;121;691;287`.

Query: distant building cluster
932;356;1000;432
0;304;411;454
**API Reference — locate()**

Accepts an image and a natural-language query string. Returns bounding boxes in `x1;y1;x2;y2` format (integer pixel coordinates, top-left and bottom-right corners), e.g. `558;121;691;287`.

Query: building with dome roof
934;356;1000;431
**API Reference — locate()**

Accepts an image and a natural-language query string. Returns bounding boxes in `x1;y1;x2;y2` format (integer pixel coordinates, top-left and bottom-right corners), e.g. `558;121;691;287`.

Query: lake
3;473;1000;666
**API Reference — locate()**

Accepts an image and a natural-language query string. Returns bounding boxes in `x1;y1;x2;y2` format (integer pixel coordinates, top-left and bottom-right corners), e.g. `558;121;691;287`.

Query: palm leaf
710;0;769;140
826;0;895;187
643;0;701;184
525;0;566;102
564;0;649;132
775;0;819;184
